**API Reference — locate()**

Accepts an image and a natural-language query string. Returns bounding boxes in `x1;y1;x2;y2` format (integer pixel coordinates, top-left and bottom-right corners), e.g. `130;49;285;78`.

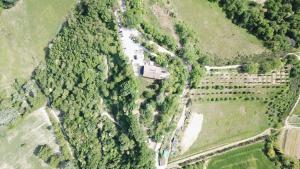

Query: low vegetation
208;142;277;169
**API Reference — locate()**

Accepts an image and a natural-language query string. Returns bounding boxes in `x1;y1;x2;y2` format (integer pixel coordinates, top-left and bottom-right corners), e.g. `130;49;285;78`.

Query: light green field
0;0;77;96
0;107;58;169
169;0;266;60
179;101;269;158
208;142;277;169
293;101;300;116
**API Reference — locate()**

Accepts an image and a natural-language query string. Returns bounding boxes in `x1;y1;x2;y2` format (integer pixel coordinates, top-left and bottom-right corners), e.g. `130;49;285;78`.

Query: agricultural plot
174;69;289;159
143;0;178;43
0;107;58;169
280;129;300;160
191;69;289;103
207;142;277;169
0;0;77;96
168;0;266;60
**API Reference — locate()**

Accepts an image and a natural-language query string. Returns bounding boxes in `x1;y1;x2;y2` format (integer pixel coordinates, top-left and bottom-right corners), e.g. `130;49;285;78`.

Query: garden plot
190;69;288;103
201;69;289;86
0;107;59;169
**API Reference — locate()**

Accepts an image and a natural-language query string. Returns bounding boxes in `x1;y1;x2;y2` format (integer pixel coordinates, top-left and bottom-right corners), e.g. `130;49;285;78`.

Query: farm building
142;64;169;80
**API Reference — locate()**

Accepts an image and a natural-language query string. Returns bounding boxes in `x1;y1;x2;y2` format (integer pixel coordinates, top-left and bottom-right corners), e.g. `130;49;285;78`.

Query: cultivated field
0;107;58;169
168;0;266;60
280;128;300;159
192;69;288;104
207;142;277;169
0;0;77;96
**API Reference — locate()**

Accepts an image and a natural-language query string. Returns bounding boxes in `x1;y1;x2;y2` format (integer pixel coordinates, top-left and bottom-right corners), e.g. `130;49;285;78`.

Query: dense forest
34;0;154;168
209;0;300;50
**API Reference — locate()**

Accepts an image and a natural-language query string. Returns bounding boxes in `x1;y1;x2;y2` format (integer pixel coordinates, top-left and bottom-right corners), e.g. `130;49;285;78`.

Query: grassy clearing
0;0;77;96
169;0;266;60
208;142;277;169
178;100;269;158
0;107;58;169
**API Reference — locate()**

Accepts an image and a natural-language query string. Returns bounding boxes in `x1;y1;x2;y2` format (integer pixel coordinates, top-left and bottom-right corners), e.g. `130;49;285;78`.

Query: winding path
285;52;300;60
204;65;241;71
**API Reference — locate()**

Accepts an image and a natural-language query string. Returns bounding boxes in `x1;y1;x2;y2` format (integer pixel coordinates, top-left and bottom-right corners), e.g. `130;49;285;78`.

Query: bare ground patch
150;4;180;44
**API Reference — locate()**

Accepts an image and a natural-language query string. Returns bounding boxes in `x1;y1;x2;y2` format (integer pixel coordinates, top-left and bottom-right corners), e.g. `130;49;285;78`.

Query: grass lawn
293;101;300;116
178;100;269;159
169;0;266;61
0;107;58;169
207;142;277;169
0;0;77;96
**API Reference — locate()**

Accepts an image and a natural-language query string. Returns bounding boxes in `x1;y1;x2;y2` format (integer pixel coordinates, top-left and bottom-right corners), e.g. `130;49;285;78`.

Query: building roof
142;64;169;80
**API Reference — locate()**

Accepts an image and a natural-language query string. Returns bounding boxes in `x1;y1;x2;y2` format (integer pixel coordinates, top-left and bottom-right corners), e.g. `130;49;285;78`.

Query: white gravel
180;113;203;153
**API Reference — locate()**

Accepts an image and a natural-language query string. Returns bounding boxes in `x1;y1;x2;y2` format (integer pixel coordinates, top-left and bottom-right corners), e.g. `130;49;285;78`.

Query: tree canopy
34;0;155;168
